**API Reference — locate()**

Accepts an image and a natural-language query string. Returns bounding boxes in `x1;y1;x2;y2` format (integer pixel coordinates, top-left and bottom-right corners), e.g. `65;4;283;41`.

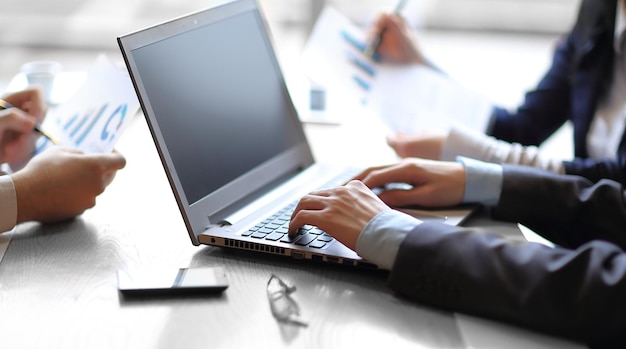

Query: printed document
300;7;494;133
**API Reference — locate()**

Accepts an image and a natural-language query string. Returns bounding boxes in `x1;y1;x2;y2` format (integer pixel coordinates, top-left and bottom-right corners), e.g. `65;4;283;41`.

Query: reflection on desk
0;114;584;348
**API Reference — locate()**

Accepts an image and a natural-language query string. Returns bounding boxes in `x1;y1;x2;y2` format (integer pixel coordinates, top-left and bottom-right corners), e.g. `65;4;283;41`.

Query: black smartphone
117;267;229;297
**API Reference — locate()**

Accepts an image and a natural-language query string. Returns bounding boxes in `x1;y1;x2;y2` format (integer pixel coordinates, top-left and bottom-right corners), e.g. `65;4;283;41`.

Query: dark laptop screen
130;10;301;204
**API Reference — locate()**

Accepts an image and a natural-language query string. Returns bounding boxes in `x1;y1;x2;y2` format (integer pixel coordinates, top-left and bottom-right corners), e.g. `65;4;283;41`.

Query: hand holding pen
363;0;427;65
0;88;59;165
363;0;410;58
0;94;59;145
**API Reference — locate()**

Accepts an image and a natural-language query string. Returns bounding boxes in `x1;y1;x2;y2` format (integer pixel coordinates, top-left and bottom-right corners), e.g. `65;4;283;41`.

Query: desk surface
0;110;583;348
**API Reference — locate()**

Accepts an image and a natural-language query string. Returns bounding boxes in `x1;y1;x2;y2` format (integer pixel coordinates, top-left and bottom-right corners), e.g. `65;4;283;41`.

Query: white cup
20;61;62;103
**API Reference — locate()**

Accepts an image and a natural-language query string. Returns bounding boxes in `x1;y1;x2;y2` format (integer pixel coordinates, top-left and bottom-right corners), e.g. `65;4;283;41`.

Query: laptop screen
129;9;302;205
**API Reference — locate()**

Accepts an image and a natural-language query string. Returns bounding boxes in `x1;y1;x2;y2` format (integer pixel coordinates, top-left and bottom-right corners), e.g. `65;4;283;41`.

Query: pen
363;0;409;58
0;98;60;145
33;124;60;145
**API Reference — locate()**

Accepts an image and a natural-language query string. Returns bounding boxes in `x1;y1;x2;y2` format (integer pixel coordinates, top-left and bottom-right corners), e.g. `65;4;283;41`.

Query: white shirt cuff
356;210;421;270
0;175;17;233
456;156;503;206
441;125;565;174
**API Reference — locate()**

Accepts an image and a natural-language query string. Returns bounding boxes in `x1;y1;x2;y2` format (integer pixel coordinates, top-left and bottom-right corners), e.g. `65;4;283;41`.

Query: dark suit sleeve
487;35;575;146
563;154;626;185
387;165;626;346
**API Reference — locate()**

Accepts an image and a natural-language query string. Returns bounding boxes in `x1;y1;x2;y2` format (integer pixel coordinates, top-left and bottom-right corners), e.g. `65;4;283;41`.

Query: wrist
11;172;35;224
0;175;17;232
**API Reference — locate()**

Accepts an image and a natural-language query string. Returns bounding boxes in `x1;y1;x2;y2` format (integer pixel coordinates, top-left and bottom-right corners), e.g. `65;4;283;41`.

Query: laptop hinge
207;166;307;226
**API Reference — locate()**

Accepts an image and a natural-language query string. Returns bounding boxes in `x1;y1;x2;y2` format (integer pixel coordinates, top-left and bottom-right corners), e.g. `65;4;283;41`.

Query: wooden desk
0;112;583;348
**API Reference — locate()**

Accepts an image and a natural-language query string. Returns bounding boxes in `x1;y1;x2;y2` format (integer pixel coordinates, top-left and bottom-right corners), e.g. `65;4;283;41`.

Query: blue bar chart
35;56;139;154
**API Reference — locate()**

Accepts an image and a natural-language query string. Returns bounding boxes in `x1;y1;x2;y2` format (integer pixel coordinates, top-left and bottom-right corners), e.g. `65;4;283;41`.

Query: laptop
117;0;475;269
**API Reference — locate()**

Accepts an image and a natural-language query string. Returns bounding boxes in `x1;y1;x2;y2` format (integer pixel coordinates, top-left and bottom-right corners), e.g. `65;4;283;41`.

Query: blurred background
0;0;582;153
0;0;581;95
0;0;580;48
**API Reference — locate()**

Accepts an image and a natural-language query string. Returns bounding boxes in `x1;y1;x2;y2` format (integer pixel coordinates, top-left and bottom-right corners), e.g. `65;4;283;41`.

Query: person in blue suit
376;0;626;184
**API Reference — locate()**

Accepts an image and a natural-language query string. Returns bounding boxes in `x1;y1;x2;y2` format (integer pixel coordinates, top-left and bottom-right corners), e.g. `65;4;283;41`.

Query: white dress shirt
437;2;626;173
0;175;17;233
440;125;564;174
587;0;626;160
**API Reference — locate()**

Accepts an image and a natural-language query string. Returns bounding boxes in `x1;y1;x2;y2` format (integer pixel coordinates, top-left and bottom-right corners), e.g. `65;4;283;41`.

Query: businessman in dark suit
378;0;626;184
289;156;626;347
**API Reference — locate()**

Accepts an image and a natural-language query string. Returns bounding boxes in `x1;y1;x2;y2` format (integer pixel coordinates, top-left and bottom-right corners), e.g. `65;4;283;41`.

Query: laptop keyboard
240;170;358;249
242;201;336;249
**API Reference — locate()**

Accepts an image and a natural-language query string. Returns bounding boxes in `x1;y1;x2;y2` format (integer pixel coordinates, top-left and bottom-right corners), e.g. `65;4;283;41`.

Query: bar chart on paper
301;6;494;134
38;102;131;153
37;56;140;154
301;7;377;109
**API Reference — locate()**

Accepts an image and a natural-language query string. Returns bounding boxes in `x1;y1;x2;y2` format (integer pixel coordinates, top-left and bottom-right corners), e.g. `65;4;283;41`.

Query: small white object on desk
285;71;344;125
6;55;140;154
19;60;63;104
6;70;87;106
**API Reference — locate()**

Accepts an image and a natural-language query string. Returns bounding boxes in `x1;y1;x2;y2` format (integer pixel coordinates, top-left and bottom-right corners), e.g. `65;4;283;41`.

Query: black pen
363;0;409;58
0;98;60;145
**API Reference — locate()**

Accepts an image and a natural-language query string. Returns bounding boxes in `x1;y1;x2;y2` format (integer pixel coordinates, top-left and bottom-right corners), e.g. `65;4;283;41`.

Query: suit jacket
388;164;626;347
488;0;626;184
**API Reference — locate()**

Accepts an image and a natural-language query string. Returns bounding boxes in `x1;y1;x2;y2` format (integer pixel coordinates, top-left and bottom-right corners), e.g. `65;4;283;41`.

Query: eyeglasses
266;274;308;327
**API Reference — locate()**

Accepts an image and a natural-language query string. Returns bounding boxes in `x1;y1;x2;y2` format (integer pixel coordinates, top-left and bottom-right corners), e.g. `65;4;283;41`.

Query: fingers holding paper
11;146;127;224
386;129;448;159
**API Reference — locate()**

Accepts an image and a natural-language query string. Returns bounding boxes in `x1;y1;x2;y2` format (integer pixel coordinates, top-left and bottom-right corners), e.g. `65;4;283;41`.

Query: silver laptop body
117;0;378;267
118;0;473;269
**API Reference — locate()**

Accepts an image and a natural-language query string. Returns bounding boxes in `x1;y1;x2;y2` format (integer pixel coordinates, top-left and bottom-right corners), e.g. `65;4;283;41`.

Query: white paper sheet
6;71;87;106
0;228;13;265
300;7;373;113
0;56;140;263
300;7;494;133
370;65;494;133
35;55;140;154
